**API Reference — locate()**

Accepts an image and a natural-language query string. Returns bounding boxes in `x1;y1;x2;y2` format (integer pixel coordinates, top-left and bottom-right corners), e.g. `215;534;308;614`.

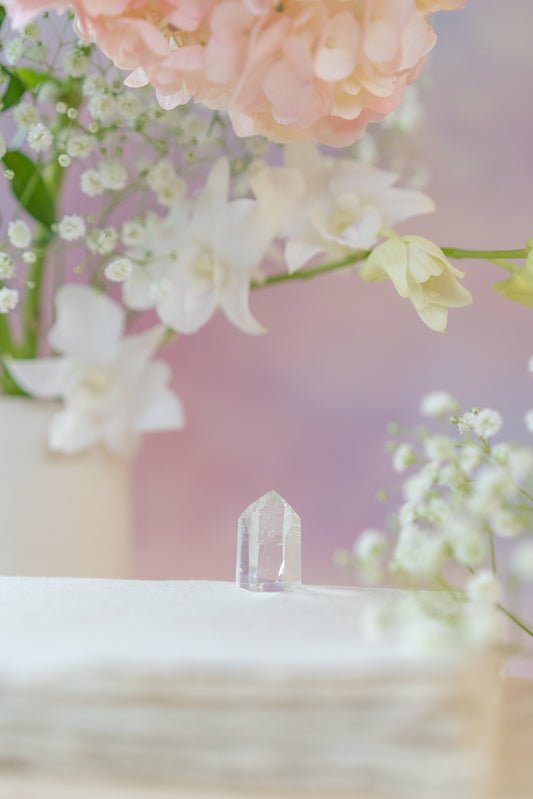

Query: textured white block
0;578;500;798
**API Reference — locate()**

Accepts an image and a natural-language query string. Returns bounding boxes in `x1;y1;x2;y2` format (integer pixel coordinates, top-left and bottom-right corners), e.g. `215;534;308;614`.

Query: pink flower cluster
7;0;466;146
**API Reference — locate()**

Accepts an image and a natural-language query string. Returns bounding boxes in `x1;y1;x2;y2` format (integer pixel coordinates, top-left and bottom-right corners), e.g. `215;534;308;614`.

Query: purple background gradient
133;0;533;584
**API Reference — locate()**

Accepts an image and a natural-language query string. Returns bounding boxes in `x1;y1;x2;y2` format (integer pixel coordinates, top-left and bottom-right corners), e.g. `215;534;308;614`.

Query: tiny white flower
66;133;95;159
458;443;484;476
58;154;71;168
7;220;31;249
353;529;387;563
457;410;477;435
105;257;133;283
87;92;117;122
146;158;178;192
419;390;459;418
25;42;48;64
116;91;142;119
0;252;14;279
86;227;118;255
392;524;446;577
423;434;455;463
392;442;416;473
21;22;40;40
491;509;522;539
27;122;53;153
438;461;466;490
506;447;533;482
398;502;416;527
121;221;146;247
0;287;19;313
58;215;87;242
0;133;6;160
5;38;24;65
450;525;486;569
80;168;105;197
22;250;36;263
99;160;128;191
180;114;210;140
470;408;502;439
13;102;40;132
82;74;108;97
473;466;517;504
466;571;502;605
157;178;186;207
62;50;90;78
510;540;533;581
403;463;437;504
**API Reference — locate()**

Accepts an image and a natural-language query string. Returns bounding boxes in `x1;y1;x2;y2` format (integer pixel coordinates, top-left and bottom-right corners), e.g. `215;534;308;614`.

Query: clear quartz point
236;490;301;592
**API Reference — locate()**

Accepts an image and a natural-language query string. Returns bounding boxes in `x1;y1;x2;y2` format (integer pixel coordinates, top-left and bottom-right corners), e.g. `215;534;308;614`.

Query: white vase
0;396;131;577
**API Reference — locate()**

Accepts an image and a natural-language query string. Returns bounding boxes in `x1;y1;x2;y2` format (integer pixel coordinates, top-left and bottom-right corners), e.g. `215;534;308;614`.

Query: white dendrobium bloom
251;143;435;273
361;234;473;331
5;285;185;456
124;158;272;335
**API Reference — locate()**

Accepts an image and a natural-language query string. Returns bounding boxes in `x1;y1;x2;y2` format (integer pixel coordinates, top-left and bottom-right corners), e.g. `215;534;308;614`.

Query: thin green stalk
22;227;52;358
498;604;533;639
251;247;527;292
441;247;526;260
489;530;497;575
251;252;369;290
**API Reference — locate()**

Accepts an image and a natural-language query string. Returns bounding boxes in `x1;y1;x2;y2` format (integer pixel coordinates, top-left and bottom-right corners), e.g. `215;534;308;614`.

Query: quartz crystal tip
236;490;301;592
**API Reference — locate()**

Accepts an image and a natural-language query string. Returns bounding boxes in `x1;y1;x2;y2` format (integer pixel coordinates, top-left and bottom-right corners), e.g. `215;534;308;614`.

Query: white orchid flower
5;285;185;455
251;142;435;273
361;234;473;332
123;157;273;335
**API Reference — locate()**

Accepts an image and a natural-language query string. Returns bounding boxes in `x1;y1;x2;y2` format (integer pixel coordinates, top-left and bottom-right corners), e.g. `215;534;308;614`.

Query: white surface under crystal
236;490;301;591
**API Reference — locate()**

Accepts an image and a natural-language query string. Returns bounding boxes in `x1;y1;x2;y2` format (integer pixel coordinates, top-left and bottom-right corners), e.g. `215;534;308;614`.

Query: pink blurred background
132;0;533;584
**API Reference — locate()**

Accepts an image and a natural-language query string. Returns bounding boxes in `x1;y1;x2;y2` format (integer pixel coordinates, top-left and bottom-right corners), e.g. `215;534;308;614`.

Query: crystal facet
236;490;301;592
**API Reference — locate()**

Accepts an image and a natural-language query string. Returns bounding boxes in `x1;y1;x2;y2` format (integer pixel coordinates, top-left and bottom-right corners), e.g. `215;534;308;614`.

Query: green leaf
494;266;533;309
0;68;26;111
15;67;49;91
2;151;56;227
0;7;6;30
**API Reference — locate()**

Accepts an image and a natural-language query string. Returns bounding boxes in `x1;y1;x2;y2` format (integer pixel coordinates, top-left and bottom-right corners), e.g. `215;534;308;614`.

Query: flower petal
4;356;72;399
48;407;99;454
362;238;409;297
49;285;125;363
133;361;186;432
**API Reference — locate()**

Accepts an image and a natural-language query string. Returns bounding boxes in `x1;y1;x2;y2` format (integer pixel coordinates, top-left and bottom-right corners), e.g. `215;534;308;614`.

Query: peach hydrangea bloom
6;0;467;146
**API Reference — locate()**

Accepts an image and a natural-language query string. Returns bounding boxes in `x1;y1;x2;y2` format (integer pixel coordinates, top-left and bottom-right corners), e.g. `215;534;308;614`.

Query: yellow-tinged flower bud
361;234;472;332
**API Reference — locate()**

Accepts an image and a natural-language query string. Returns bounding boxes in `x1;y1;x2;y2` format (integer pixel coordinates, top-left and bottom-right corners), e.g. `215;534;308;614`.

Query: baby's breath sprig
337;375;533;652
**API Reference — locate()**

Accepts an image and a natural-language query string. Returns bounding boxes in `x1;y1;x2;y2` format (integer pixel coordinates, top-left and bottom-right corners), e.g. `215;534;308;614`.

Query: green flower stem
251;247;527;292
22;227;53;358
19;78;83;361
251;252;370;290
498;604;533;639
441;247;526;260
